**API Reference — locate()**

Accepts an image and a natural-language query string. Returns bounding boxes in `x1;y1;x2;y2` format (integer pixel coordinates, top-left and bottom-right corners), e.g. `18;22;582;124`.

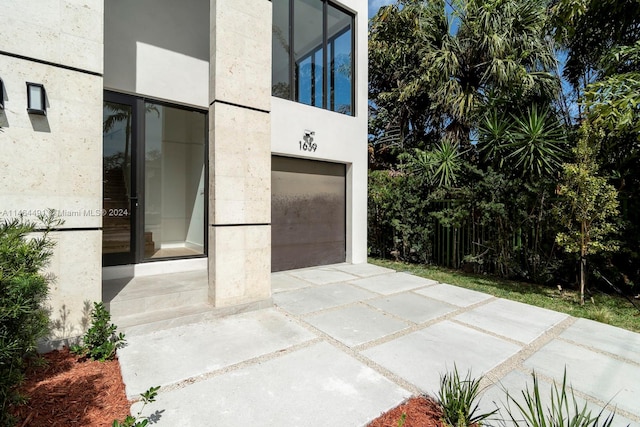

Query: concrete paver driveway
118;264;640;426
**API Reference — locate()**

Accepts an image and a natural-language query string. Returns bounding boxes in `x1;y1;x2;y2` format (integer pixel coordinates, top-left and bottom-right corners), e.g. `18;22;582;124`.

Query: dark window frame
275;0;355;116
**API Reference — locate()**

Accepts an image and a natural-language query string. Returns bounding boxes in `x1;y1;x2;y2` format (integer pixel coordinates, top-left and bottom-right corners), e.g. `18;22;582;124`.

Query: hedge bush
0;211;60;426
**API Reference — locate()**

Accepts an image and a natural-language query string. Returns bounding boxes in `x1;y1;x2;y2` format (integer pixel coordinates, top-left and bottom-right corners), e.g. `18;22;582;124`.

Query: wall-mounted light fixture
0;79;4;109
26;82;46;115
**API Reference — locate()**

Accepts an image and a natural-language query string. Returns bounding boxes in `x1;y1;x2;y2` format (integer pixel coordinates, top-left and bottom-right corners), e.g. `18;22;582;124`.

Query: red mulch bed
10;348;131;427
369;395;445;427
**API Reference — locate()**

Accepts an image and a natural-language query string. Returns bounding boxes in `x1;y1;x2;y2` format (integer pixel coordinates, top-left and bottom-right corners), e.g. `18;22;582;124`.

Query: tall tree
555;127;620;305
423;0;559;145
369;0;449;155
553;0;640;289
369;0;560;150
551;0;640;91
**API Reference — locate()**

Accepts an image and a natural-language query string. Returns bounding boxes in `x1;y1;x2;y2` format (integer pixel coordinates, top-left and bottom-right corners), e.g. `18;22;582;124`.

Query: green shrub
501;370;618;427
112;386;160;427
438;366;496;427
0;211;60;427
368;169;433;263
72;302;125;361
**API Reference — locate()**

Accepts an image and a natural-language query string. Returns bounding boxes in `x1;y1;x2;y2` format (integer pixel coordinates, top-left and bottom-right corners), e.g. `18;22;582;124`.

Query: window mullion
322;0;328;110
289;0;295;101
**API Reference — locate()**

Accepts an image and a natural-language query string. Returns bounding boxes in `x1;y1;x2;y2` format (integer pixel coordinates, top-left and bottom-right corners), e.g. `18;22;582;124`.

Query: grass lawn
370;258;640;333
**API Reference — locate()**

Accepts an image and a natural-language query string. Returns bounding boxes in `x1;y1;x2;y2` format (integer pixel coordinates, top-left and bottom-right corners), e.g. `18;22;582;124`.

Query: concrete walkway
118;264;640;426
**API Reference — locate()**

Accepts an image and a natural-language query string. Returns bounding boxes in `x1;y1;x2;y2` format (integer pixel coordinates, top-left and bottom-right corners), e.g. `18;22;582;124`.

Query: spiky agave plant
501;369;618;427
438;365;497;427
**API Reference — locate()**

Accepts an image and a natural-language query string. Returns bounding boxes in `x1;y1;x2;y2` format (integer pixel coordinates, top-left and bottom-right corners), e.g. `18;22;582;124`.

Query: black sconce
0;79;4;109
26;82;46;115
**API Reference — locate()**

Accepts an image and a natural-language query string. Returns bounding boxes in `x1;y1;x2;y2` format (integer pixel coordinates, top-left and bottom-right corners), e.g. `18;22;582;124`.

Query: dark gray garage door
271;156;346;272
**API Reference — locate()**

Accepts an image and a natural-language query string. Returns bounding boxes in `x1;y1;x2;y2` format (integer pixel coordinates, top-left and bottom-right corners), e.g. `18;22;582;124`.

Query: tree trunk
580;220;587;305
579;255;586;305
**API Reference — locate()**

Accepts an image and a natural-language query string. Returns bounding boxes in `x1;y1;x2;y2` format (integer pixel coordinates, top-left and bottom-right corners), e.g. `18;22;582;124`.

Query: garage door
271;156;346;272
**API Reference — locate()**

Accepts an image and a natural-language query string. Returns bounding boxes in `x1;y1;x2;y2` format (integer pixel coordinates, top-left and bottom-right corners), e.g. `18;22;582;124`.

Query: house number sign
299;130;317;152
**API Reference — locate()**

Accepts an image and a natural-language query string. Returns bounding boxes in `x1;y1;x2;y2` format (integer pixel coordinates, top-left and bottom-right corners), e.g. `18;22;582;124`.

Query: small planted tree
554;127;619;305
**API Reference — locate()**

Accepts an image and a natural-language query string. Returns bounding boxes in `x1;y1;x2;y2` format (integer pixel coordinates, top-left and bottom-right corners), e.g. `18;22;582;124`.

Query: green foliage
501;370;616;427
0;211;61;427
368;169;433;263
112;386;160;427
437;366;497;427
550;0;640;293
585;72;640;137
370;158;562;282
403;139;465;187
479;105;567;178
72;302;125;361
369;0;448;149
551;0;640;90
435;367;620;427
369;0;640;295
555;135;620;255
554;129;620;304
369;0;566;284
424;0;558;143
397;412;406;427
369;0;558;149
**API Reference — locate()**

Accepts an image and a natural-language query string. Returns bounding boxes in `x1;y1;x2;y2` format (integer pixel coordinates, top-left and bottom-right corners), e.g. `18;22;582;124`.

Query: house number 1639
299;133;317;152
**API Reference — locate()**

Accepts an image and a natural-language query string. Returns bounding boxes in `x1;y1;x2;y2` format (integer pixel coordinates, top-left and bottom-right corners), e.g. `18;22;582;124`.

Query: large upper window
272;0;354;116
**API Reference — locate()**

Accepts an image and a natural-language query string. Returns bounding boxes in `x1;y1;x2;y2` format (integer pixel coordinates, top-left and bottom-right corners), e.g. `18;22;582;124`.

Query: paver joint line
155;337;324;396
273;305;424;396
479;316;577;388
557;336;640;368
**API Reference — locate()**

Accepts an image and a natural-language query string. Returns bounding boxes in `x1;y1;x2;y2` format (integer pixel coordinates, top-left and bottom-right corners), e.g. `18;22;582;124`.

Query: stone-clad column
208;0;272;307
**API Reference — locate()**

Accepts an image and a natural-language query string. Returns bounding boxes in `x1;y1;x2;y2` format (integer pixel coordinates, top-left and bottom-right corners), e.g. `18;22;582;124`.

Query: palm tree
370;0;560;168
369;0;449;149
423;0;559;146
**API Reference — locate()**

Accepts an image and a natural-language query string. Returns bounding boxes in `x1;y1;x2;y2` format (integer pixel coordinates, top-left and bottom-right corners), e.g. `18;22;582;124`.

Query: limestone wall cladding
208;0;272;307
43;230;102;350
0;0;104;73
0;0;104;347
208;225;271;306
270;0;368;264
0;57;103;228
208;103;271;225
210;0;272;111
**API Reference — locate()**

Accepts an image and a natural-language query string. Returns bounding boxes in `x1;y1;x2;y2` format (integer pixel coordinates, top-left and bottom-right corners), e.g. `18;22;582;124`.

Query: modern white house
0;0;368;345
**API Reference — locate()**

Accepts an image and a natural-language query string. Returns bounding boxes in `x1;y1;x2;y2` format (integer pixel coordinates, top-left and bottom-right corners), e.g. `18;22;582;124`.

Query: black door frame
102;90;209;267
103;91;142;267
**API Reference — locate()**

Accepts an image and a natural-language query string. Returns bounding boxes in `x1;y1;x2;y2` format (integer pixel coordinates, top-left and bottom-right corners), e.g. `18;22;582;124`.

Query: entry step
103;270;208;318
114;300;274;337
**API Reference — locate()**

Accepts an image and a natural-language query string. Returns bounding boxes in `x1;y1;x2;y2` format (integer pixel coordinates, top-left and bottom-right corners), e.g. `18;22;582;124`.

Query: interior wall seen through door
144;103;206;259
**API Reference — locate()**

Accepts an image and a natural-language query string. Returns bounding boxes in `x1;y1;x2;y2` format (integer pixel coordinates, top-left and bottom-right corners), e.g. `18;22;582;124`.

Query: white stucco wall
103;0;210;108
271;0;368;264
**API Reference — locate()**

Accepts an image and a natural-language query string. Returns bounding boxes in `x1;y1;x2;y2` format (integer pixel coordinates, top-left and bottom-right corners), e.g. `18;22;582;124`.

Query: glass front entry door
102;92;206;266
103;94;137;265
